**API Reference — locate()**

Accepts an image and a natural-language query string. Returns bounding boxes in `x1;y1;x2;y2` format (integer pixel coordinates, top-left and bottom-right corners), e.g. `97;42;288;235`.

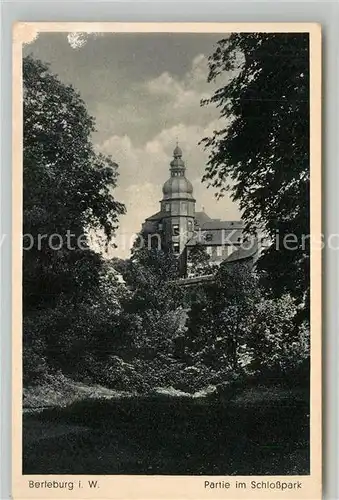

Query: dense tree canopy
201;34;310;316
186;262;260;371
186;244;212;277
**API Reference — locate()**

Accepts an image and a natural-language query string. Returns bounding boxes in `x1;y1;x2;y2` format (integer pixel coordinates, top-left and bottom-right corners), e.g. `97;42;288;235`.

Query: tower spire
173;142;183;159
170;143;185;175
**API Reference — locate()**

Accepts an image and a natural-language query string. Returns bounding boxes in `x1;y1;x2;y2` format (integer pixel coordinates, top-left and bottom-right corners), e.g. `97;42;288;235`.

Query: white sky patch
67;33;88;49
67;32;103;49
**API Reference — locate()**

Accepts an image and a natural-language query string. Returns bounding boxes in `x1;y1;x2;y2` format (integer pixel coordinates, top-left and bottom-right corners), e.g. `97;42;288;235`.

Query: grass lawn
23;389;309;475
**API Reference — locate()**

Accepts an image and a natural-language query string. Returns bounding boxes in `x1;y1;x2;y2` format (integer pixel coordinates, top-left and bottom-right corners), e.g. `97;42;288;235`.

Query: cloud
90;53;219;149
146;54;211;96
146;71;182;97
145;54;216;116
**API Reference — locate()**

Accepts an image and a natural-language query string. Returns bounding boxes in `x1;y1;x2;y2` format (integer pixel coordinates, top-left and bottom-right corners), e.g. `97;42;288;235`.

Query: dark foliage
201;34;310;318
23;56;125;383
186;243;213;277
23;55;125;312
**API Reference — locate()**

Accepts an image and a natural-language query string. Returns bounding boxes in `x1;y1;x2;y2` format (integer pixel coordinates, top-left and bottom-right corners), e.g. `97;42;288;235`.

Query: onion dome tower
160;144;196;256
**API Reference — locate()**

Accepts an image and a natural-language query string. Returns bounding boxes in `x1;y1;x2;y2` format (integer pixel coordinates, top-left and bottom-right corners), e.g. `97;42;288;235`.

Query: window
187;220;193;231
171;202;178;214
165;203;170;212
173;243;180;254
217;246;223;257
223;245;229;257
206;246;212;256
173;224;180;236
181;202;187;212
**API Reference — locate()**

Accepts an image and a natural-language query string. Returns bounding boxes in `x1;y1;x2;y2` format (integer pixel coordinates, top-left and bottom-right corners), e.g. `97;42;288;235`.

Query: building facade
141;145;258;276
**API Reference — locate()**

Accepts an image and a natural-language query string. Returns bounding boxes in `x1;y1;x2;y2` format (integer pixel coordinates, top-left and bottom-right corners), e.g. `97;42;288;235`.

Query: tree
246;295;310;376
23;56;126;382
185;260;309;382
201;34;310;319
187;243;212;277
104;247;190;391
23;55;125;312
185;262;260;371
120;248;185;356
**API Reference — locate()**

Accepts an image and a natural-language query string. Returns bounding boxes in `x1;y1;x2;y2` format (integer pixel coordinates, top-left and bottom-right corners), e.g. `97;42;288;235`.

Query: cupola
162;144;195;201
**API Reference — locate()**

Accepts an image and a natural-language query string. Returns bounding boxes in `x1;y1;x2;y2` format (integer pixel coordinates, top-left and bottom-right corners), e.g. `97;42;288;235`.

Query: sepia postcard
12;22;321;499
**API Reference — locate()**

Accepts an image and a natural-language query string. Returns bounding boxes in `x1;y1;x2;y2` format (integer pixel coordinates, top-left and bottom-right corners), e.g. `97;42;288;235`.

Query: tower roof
162;143;195;201
170;143;185;169
162;176;194;199
173;144;183;157
170;156;185;168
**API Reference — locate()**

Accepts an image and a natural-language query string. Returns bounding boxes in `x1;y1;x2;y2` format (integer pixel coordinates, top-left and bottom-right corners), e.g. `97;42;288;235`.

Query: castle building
141;144;258;276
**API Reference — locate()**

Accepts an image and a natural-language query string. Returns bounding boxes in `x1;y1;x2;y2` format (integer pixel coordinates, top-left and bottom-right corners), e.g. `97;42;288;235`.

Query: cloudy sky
24;32;241;257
